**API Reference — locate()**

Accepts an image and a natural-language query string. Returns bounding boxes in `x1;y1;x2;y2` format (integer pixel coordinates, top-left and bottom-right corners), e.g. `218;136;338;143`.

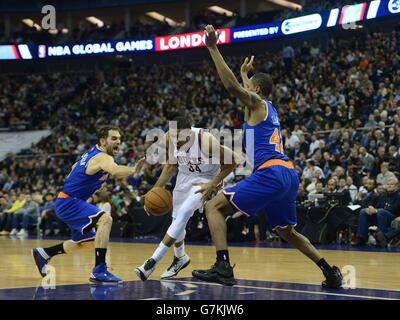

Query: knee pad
175;230;186;243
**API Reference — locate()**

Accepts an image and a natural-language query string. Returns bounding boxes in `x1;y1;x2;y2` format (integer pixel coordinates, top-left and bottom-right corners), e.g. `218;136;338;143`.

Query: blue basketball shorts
223;164;299;230
54;196;103;242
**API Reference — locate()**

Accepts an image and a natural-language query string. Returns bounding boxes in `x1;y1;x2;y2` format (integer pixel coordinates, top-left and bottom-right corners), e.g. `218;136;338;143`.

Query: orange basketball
144;187;173;216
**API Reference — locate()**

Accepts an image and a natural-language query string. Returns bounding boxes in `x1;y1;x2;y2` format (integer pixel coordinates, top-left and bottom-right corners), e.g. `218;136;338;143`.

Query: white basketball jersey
173;127;220;177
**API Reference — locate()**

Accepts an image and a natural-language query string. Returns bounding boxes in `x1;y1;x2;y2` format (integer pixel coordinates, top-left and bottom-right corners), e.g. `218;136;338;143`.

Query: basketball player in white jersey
135;116;238;280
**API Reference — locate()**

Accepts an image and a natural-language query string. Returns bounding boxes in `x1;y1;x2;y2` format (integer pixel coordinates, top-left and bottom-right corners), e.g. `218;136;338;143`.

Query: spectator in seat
39;193;56;237
345;176;358;204
326;178;338;193
375;216;400;248
302;160;325;180
354;178;400;246
283;129;300;149
376;162;396;186
0;194;25;235
356;178;377;204
357;176;371;199
0;195;11;234
308;135;322;156
9;194;39;237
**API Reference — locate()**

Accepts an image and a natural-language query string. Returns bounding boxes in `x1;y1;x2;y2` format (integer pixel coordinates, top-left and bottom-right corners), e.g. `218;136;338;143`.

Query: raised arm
93;153;145;179
204;25;262;110
240;56;254;90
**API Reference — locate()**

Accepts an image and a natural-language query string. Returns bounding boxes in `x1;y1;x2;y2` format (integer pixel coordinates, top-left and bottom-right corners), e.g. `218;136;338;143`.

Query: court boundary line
1;279;399;300
167;279;400;300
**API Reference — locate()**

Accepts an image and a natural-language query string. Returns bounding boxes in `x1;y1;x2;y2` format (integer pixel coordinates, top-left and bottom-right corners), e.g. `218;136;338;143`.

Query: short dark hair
174;116;192;130
307;160;315;166
252;73;273;97
97;125;120;144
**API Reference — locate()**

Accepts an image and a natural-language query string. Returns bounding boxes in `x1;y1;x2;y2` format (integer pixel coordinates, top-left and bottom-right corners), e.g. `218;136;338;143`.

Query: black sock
43;243;65;258
95;248;107;266
216;250;230;264
317;258;332;273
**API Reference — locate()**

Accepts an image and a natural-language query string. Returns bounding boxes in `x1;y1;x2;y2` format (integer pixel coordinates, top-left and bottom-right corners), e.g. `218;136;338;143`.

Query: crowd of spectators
0;26;399;246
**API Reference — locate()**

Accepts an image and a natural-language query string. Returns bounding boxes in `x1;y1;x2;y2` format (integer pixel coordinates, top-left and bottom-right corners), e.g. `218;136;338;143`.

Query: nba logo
38;45;47;58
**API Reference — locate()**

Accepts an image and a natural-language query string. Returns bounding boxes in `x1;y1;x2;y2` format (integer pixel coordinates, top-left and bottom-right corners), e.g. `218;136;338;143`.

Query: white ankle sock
174;243;186;258
151;242;169;262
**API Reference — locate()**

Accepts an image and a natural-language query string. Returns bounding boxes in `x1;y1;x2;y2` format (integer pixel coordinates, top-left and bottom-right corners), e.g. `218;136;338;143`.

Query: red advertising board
155;28;230;52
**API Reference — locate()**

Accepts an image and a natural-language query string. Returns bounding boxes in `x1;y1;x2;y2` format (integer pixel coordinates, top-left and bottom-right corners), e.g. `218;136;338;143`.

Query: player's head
249;73;273;98
97;125;121;157
169;116;192;148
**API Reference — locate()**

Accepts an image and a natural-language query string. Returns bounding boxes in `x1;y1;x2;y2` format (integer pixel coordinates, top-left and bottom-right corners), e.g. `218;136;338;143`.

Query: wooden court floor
1;237;399;293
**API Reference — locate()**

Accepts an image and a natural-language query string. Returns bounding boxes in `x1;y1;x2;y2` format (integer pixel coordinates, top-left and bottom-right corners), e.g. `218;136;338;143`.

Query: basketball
144;187;173;216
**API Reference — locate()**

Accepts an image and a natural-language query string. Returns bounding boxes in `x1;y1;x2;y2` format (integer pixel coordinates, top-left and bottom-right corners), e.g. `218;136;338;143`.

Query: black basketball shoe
192;261;236;286
322;266;343;289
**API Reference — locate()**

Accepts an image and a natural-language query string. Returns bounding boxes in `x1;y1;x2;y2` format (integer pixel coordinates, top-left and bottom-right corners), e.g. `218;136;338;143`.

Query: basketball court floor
1;237;399;300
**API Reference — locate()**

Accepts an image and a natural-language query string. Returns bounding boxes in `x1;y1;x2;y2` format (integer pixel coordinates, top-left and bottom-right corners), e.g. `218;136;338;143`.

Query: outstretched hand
132;157;146;175
204;25;219;49
193;181;218;204
241;56;255;74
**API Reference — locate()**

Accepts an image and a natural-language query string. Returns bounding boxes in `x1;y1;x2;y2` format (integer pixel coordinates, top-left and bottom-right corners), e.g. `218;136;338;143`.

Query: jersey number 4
270;128;284;154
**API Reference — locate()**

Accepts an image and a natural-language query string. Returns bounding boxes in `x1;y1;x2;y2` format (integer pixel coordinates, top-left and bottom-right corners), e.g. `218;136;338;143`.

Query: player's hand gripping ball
144;187;173;216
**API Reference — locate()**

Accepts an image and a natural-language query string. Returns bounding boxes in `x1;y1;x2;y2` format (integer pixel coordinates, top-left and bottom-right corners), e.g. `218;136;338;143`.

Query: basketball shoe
90;263;123;285
32;248;51;277
135;258;156;281
192;261;236;286
322;266;343;289
161;254;191;279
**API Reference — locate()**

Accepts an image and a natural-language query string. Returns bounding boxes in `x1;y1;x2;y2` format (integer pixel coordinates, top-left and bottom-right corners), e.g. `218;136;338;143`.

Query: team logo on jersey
80;153;89;166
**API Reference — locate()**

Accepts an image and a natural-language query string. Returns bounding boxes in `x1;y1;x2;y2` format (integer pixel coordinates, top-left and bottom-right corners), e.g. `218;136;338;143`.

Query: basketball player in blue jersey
32;125;144;284
192;25;343;288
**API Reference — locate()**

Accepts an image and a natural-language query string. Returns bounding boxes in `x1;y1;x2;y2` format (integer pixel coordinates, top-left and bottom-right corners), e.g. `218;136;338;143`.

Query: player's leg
267;168;343;288
33;198;121;284
90;212;122;284
135;188;198;280
275;225;343;288
193;170;271;285
191;192;237;285
160;232;190;279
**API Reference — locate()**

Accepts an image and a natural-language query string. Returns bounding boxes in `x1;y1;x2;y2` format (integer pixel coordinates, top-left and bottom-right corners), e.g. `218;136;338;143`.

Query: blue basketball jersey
61;146;109;200
244;100;288;169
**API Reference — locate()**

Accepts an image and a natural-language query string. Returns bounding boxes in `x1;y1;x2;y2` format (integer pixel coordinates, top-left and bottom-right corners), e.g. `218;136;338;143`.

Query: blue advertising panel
39;38;154;59
230;0;399;43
